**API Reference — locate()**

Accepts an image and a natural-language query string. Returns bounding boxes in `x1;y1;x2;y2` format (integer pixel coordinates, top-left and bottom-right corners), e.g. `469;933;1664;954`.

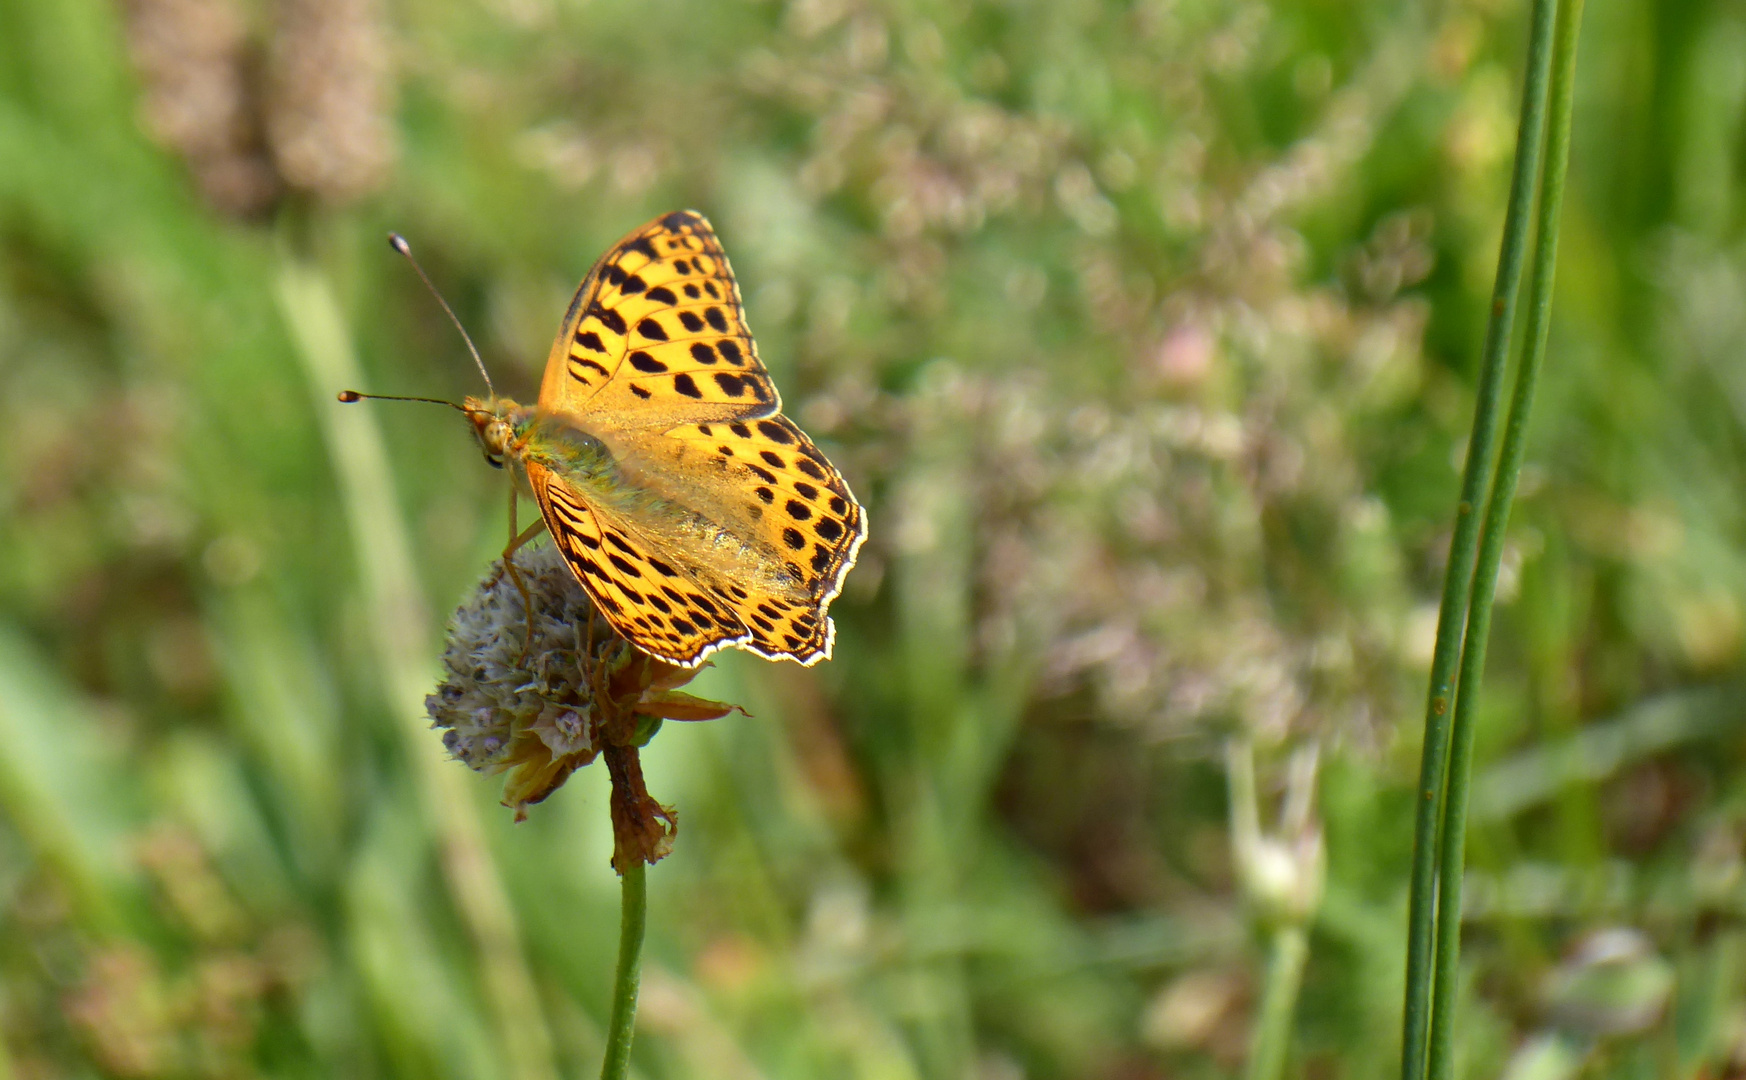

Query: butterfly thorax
517;415;615;483
462;393;619;484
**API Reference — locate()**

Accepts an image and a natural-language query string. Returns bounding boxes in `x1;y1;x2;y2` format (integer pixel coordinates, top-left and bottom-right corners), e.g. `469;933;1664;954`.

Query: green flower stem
601;860;648;1080
1248;924;1311;1080
1398;1;1559;1076
1424;2;1585;1079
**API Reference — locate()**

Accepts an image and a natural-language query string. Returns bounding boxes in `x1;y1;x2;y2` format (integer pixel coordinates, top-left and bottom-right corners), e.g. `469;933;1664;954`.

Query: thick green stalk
1248;925;1311;1080
1397;1;1560;1076
600;860;649;1080
1423;2;1585;1078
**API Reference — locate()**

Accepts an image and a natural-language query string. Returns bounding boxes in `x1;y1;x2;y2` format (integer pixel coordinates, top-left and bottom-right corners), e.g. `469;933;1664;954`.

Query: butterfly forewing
524;210;865;667
540;211;779;425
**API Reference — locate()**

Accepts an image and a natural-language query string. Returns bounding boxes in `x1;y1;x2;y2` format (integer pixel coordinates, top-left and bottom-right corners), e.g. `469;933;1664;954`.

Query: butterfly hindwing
525;460;756;666
525;414;866;667
539;211;779;425
649;418;866;663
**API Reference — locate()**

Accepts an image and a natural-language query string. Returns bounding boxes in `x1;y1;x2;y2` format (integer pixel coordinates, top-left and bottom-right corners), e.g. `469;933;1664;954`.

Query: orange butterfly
346;211;865;667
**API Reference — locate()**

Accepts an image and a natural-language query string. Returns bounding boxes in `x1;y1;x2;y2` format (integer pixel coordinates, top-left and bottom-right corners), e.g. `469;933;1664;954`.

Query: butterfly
350;211;865;668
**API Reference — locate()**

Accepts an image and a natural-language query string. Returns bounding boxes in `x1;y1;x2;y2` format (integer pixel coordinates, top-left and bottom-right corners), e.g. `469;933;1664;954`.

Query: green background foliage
0;0;1743;1076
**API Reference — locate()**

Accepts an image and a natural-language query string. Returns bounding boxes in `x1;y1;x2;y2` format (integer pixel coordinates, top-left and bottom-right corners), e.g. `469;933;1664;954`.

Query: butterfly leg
498;480;548;662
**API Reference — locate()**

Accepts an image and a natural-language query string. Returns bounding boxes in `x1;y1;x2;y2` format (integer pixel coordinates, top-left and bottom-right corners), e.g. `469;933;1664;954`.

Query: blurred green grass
1;0;1744;1077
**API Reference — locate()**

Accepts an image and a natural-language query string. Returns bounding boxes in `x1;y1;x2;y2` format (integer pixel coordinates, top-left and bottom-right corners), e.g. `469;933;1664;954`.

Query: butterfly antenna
388;232;496;397
337;390;469;412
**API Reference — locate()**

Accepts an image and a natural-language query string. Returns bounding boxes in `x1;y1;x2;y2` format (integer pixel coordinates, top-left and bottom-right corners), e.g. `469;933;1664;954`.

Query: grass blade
1398;1;1561;1075
1424;1;1587;1076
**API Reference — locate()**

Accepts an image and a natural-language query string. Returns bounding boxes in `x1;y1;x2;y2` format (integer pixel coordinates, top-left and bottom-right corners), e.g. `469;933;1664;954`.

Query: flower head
425;542;739;861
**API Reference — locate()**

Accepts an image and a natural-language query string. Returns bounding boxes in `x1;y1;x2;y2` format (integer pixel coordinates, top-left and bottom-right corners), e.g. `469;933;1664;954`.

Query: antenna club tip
387;233;411;255
337;390;363;402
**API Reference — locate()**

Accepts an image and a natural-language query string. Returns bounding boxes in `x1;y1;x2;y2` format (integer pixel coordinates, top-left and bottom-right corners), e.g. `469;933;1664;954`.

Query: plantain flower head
425;542;738;861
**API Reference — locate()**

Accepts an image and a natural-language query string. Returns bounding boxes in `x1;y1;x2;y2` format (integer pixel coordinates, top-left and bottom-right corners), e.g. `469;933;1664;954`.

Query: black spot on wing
636;317;668;341
678;311;704;333
758;420;795;444
629;351;667;373
673;373;701;398
591;305;626;335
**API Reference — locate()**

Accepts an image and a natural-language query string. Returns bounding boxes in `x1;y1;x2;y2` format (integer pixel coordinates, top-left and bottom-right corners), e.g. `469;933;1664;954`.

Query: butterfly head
462;395;527;470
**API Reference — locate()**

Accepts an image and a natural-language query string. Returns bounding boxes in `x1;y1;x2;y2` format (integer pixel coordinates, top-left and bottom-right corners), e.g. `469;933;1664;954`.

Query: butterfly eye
480;419;513;455
486;454;505;470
